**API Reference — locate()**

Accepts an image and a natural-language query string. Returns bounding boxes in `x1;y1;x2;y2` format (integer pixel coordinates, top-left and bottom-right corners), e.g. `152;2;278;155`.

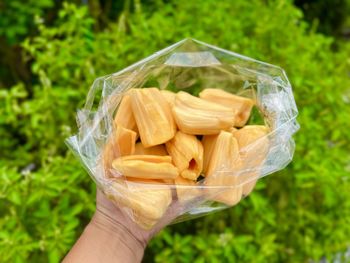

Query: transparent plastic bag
66;38;299;230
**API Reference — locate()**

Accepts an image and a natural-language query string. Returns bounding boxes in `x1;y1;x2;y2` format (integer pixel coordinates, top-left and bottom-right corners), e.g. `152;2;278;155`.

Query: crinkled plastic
66;38;299;230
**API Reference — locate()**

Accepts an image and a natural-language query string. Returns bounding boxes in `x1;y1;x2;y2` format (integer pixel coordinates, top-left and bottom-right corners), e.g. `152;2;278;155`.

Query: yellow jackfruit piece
201;134;218;174
112;155;179;179
232;125;269;196
199;88;254;127
114;126;137;156
130;88;176;147
204;131;242;206
108;179;171;229
102;126;137;178
114;94;138;132
166;131;203;180
172;91;236;135
202;127;236;174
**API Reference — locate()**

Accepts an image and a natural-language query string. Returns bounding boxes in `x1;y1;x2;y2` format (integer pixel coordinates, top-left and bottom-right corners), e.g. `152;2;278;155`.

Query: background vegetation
1;0;350;262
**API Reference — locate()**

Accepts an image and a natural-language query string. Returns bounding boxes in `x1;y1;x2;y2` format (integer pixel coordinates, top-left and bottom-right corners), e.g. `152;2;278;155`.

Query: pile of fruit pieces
103;87;269;229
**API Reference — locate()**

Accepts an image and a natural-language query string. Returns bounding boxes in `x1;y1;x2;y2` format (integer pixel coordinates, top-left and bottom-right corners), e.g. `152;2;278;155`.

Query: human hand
63;189;169;263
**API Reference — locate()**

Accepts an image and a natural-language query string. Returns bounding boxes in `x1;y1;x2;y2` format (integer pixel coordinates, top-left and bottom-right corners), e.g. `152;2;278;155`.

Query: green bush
1;0;350;262
0;0;55;86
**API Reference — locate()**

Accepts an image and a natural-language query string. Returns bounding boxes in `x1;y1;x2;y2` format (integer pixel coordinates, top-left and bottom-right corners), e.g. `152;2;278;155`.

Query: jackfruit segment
199;88;254;127
114;94;138;132
232;125;269;149
114;126;137;156
204;131;243;206
108;179;171;229
130;88;176;147
172;91;236;135
202;134;218;175
166;131;203;180
102;126;137;178
232;125;269;195
112;155;179;179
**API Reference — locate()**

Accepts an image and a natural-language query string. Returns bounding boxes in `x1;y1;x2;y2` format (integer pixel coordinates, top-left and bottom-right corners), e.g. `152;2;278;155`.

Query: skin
63;191;157;263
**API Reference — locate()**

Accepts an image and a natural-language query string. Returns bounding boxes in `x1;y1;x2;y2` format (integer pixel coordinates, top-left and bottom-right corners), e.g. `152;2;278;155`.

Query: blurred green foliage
295;0;350;37
1;0;350;262
0;0;53;44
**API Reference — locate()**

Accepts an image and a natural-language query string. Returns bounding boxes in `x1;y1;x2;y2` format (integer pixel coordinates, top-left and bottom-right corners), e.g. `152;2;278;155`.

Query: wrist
88;212;147;262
